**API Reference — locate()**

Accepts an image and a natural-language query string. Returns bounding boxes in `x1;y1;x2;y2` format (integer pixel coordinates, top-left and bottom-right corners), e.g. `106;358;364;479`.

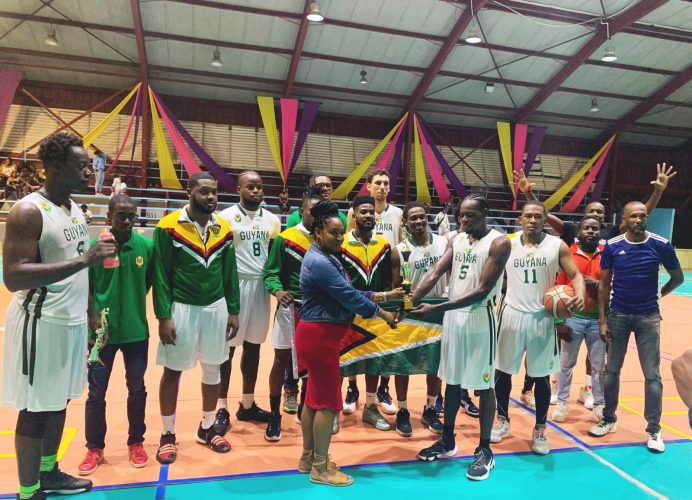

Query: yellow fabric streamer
332;113;408;200
413;116;431;205
149;88;182;190
257;96;284;183
544;135;615;211
496;121;514;198
83;83;141;150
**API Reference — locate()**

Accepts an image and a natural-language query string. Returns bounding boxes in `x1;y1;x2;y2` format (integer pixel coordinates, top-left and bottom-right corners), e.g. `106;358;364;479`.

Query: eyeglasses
114;212;138;222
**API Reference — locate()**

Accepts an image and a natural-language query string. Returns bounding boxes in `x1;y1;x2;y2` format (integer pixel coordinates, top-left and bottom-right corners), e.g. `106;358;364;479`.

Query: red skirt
295;321;349;411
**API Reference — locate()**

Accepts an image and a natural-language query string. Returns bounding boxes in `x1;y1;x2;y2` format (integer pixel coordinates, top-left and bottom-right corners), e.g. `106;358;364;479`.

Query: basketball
544;285;576;319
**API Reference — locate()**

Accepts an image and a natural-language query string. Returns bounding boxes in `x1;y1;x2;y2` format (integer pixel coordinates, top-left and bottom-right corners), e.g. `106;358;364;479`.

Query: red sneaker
128;443;149;468
78;448;104;476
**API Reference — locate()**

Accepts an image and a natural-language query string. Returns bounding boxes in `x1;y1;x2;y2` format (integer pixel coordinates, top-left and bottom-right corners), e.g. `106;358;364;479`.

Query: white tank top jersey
448;229;505;311
13;192;90;325
396;234;448;298
219;204;281;278
374;204;403;246
504;231;562;312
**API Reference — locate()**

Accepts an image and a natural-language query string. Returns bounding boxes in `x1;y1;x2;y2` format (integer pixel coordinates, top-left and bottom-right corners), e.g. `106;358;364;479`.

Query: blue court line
155;464;168;500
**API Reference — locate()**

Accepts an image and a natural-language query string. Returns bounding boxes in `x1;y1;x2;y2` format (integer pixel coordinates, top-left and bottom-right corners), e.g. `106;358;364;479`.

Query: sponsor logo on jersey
234;213;242;222
483;372;490;383
71;217;78;225
210;226;220;237
39;200;51;212
136;255;144;268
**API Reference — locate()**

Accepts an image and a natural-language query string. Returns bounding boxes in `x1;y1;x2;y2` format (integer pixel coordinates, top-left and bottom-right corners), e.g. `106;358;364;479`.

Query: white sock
585;374;592;387
426;395;437;409
241;393;254;410
162;414;176;434
366;392;376;406
201;410;215;429
218;398;228;409
398;400;408;410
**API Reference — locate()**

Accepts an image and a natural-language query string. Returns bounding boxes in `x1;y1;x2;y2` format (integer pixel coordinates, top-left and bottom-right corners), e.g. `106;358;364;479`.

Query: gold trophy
400;241;414;311
88;308;109;366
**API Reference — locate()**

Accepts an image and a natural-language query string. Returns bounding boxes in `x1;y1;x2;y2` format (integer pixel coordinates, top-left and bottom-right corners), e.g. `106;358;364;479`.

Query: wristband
554;318;566;325
383;291;387;302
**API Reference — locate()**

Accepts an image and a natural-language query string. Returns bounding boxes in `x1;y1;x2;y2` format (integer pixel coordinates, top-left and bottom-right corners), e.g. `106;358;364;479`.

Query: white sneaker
342;400;357;415
490;418;511;443
589;420;617;437
376;387;398;415
578;386;594;410
646;432;665;453
531;426;550;455
552;401;569;422
520;391;536;410
592;404;604;422
550;381;558;405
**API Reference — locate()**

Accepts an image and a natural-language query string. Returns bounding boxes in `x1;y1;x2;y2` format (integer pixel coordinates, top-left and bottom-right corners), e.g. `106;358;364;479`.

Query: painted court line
509;397;668;500
617;403;692;440
0;428;77;460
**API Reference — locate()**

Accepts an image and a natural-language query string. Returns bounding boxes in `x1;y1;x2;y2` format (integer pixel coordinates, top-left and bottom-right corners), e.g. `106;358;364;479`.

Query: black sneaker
376;386;397;414
265;413;282;442
213;407;231;436
236;402;271;423
466;447;495;481
343;384;359;414
396;408;412;437
15;489;46;499
39;464;92;495
156;432;177;464
196;423;231;453
417;435;458;461
421;405;443;434
460;392;480;418
435;393;444;415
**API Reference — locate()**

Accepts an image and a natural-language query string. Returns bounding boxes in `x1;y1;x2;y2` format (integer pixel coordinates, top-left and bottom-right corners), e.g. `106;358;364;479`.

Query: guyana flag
339;298;447;377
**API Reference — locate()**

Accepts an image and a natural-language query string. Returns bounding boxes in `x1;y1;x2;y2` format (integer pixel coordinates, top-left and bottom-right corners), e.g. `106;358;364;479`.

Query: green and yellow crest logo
135;256;144;268
38;200;51;212
483;372;490;383
71;217;78;225
234;214;241;222
210;226;220;237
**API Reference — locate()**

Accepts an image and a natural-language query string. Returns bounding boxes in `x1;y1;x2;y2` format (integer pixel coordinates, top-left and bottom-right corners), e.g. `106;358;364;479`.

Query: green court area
660;271;692;297
35;440;690;500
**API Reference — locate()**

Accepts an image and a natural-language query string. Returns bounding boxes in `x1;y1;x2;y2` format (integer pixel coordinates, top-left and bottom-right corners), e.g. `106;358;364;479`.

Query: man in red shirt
551;216;606;424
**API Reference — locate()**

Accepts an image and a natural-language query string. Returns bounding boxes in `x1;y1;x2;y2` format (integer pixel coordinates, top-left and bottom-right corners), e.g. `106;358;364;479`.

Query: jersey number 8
252;241;261;257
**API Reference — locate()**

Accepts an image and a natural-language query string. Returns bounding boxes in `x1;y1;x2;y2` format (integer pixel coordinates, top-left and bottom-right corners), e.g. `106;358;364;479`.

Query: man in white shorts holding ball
215;171;281;435
492;201;584;455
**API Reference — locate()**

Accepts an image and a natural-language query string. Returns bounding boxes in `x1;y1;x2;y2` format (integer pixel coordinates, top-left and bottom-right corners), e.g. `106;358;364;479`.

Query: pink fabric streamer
417;116;450;203
0;69;22;131
106;86;141;175
559;139;614;213
356;115;408;196
280;98;298;181
151;90;201;176
511;123;528;210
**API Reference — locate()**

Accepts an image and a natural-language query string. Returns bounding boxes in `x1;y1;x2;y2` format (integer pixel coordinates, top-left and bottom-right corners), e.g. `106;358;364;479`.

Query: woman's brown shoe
309;455;352;486
298;450;340;473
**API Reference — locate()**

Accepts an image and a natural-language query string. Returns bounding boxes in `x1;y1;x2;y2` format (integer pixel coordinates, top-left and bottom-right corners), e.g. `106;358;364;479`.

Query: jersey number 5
458;264;469;279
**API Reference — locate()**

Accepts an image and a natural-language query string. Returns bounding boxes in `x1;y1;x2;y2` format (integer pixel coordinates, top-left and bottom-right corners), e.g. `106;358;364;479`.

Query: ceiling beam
406;0;491;111
129;0;149;184
513;0;669;123
284;0;311;97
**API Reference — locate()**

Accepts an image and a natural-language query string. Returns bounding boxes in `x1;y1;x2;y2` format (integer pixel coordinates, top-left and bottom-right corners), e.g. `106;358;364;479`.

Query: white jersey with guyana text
396;234;448;298
505;231;561;313
219;204;281;279
374;204;403;246
449;229;505;311
13;192;90;325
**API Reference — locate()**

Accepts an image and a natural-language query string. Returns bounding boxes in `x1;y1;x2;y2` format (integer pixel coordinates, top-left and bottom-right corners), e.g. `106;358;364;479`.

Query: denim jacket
299;244;379;324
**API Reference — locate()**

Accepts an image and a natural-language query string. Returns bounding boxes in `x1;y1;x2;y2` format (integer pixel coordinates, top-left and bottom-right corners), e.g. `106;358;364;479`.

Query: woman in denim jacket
296;200;400;487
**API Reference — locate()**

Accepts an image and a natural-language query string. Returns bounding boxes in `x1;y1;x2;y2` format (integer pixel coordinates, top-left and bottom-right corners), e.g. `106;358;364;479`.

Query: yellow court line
662;411;689;416
618;404;692;440
0;427;77;460
619;396;681;402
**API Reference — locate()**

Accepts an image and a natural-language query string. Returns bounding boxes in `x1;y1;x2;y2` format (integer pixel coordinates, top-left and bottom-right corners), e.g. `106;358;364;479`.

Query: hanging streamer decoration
356;114;409;196
416;116;450;204
106;85;141;175
588;144;614;203
544;135;616;211
148;88;182;190
412;115;432;205
83;83;141;150
280;98;298;181
287;101;320;179
333;114;409;200
417;117;469;201
257;96;284;183
559;135;616;213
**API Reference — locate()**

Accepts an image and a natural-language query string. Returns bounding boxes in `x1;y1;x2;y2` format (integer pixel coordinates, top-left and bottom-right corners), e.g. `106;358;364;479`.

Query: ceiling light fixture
485;82;495;93
359;68;368;85
44;26;58;46
589;98;600;113
464;0;482;44
600;21;617;62
210;48;223;67
307;2;324;22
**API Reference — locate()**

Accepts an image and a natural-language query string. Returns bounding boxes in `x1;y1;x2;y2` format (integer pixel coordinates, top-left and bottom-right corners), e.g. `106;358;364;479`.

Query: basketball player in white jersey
2;133;117;499
216;171;281;437
492;200;585;455
346;170;402;414
390;202;447;436
411;194;510;481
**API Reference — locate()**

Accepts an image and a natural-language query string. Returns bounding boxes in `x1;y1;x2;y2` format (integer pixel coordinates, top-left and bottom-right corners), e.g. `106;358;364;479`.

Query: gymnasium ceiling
0;0;691;147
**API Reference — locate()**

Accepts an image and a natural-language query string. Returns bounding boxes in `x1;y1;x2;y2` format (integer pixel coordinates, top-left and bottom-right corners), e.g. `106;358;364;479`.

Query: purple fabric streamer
158;99;236;191
523;126;546;176
128;90;142;170
0;70;22;131
386;130;406;203
588;145;613;203
287;101;320;179
418;118;468;200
